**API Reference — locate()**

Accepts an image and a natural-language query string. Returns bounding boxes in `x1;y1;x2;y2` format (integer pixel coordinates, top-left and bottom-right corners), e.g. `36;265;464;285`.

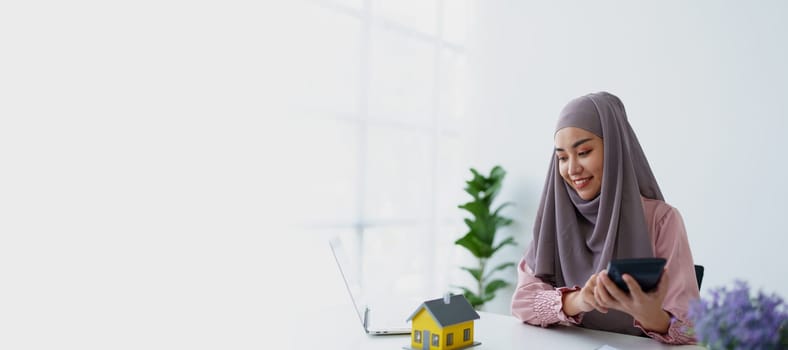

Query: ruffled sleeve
511;258;583;327
636;314;696;345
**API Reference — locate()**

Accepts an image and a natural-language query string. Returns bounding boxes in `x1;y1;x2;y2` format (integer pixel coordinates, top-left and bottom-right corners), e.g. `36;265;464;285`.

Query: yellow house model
404;294;481;350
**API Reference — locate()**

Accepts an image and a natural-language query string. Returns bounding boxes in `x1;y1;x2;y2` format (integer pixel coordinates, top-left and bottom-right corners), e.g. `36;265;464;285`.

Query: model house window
463;328;470;341
414;330;421;343
432;334;440;346
446;333;454;346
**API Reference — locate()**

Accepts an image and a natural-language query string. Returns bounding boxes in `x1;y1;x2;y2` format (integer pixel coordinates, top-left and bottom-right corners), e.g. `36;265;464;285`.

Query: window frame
302;0;470;304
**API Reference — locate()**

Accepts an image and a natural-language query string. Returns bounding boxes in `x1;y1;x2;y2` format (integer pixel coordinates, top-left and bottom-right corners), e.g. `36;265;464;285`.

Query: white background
1;1;786;348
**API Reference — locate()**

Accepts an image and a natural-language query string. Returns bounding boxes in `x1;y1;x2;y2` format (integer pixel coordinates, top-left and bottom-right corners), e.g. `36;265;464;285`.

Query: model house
405;294;481;350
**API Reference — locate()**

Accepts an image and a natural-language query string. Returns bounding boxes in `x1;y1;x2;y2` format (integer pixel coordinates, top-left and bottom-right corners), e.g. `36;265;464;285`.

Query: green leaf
483;166;506;199
489;165;506;182
457;287;484;308
470;168;482;178
455;166;516;310
492;202;514;218
488;261;516;275
455;233;493;258
464;168;485;199
459;201;489;220
462;218;474;232
494;216;514;229
460;267;483;282
484;279;510;295
492;236;517;255
482;261;516;283
481;293;496;303
484;183;502;201
462;218;494;246
459;201;496;244
463;182;480;199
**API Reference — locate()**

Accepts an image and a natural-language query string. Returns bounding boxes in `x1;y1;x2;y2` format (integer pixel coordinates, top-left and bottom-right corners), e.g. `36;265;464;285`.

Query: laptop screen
328;233;436;334
328;237;367;323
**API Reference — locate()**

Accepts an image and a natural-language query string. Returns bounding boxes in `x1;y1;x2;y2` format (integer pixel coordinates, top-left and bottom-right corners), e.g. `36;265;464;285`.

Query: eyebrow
555;138;592;152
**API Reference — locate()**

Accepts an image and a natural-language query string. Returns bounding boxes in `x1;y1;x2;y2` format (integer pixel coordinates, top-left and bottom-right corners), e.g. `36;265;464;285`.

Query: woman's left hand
593;269;671;333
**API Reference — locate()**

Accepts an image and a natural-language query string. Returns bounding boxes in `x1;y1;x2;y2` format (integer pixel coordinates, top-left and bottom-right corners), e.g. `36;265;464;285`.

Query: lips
572;176;592;189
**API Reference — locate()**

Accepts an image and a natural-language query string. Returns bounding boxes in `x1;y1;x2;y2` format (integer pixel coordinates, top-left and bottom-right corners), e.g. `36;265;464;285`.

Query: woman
510;92;698;344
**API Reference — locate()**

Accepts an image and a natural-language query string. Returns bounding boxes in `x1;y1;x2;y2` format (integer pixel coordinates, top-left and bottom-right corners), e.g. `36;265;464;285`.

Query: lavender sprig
688;280;787;350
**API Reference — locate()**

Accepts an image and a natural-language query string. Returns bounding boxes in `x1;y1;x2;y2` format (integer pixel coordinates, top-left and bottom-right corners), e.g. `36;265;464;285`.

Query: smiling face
554;127;604;200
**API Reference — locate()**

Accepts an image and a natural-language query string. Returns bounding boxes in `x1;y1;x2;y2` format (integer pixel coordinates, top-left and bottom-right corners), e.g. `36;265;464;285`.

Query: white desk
291;308;705;349
0;230;706;349
275;235;705;350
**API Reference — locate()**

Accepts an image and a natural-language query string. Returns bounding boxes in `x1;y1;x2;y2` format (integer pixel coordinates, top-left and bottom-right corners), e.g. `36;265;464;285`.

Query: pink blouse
510;197;699;345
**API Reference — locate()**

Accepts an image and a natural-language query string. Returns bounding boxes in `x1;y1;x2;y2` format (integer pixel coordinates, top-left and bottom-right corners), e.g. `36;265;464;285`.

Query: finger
581;286;604;313
597;271;619;291
622;273;645;299
585;273;597;289
593;281;606;305
593;296;610;313
590;293;609;313
593;280;613;312
593;301;609;314
601;272;630;301
599;273;629;310
601;277;625;308
588;273;611;313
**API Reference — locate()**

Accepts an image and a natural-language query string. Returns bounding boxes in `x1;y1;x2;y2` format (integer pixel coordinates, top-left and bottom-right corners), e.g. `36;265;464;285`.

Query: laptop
328;238;411;335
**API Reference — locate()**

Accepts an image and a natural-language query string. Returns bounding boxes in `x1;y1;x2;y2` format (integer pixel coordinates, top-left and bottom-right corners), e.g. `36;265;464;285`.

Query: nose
567;157;582;176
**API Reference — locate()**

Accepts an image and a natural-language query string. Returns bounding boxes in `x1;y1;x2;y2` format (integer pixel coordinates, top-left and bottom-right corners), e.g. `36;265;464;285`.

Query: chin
578;189;601;201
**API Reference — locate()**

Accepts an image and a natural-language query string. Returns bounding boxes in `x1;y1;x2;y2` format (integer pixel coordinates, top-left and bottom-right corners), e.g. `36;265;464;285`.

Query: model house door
423;330;430;350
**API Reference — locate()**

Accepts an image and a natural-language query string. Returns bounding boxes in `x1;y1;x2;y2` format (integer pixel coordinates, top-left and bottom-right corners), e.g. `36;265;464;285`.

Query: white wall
467;0;788;313
1;2;317;347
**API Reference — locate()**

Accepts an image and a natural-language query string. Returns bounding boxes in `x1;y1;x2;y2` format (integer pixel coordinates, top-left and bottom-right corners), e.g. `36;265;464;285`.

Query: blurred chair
694;265;704;291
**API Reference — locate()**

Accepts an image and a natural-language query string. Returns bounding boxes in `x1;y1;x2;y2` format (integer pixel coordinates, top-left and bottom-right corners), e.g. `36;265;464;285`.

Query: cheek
591;156;604;177
558;163;569;178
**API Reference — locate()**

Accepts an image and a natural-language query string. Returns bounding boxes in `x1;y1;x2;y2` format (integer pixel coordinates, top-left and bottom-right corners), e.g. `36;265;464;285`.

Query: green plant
454;165;517;310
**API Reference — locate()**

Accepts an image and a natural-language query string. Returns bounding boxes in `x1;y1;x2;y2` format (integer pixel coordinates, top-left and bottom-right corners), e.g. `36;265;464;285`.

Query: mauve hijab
525;92;664;335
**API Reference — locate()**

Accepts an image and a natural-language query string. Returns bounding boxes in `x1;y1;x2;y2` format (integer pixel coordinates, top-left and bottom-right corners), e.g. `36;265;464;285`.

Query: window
446;332;454;346
463;328;471;341
432;334;440;346
414;330;421;343
299;0;472;305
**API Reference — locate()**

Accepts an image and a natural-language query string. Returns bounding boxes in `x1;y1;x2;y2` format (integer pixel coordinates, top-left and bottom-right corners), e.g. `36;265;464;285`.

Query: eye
578;149;592;157
556;155;567;162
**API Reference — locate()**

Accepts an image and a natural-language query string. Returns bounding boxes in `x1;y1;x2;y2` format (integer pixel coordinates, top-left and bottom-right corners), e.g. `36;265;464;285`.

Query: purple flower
688;280;787;350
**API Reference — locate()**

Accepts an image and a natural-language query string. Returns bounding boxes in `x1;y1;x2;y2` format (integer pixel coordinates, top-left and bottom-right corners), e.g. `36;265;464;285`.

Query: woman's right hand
562;272;609;316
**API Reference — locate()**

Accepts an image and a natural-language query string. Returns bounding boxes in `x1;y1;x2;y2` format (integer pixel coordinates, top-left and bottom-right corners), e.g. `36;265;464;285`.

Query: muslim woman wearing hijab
510;92;699;344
